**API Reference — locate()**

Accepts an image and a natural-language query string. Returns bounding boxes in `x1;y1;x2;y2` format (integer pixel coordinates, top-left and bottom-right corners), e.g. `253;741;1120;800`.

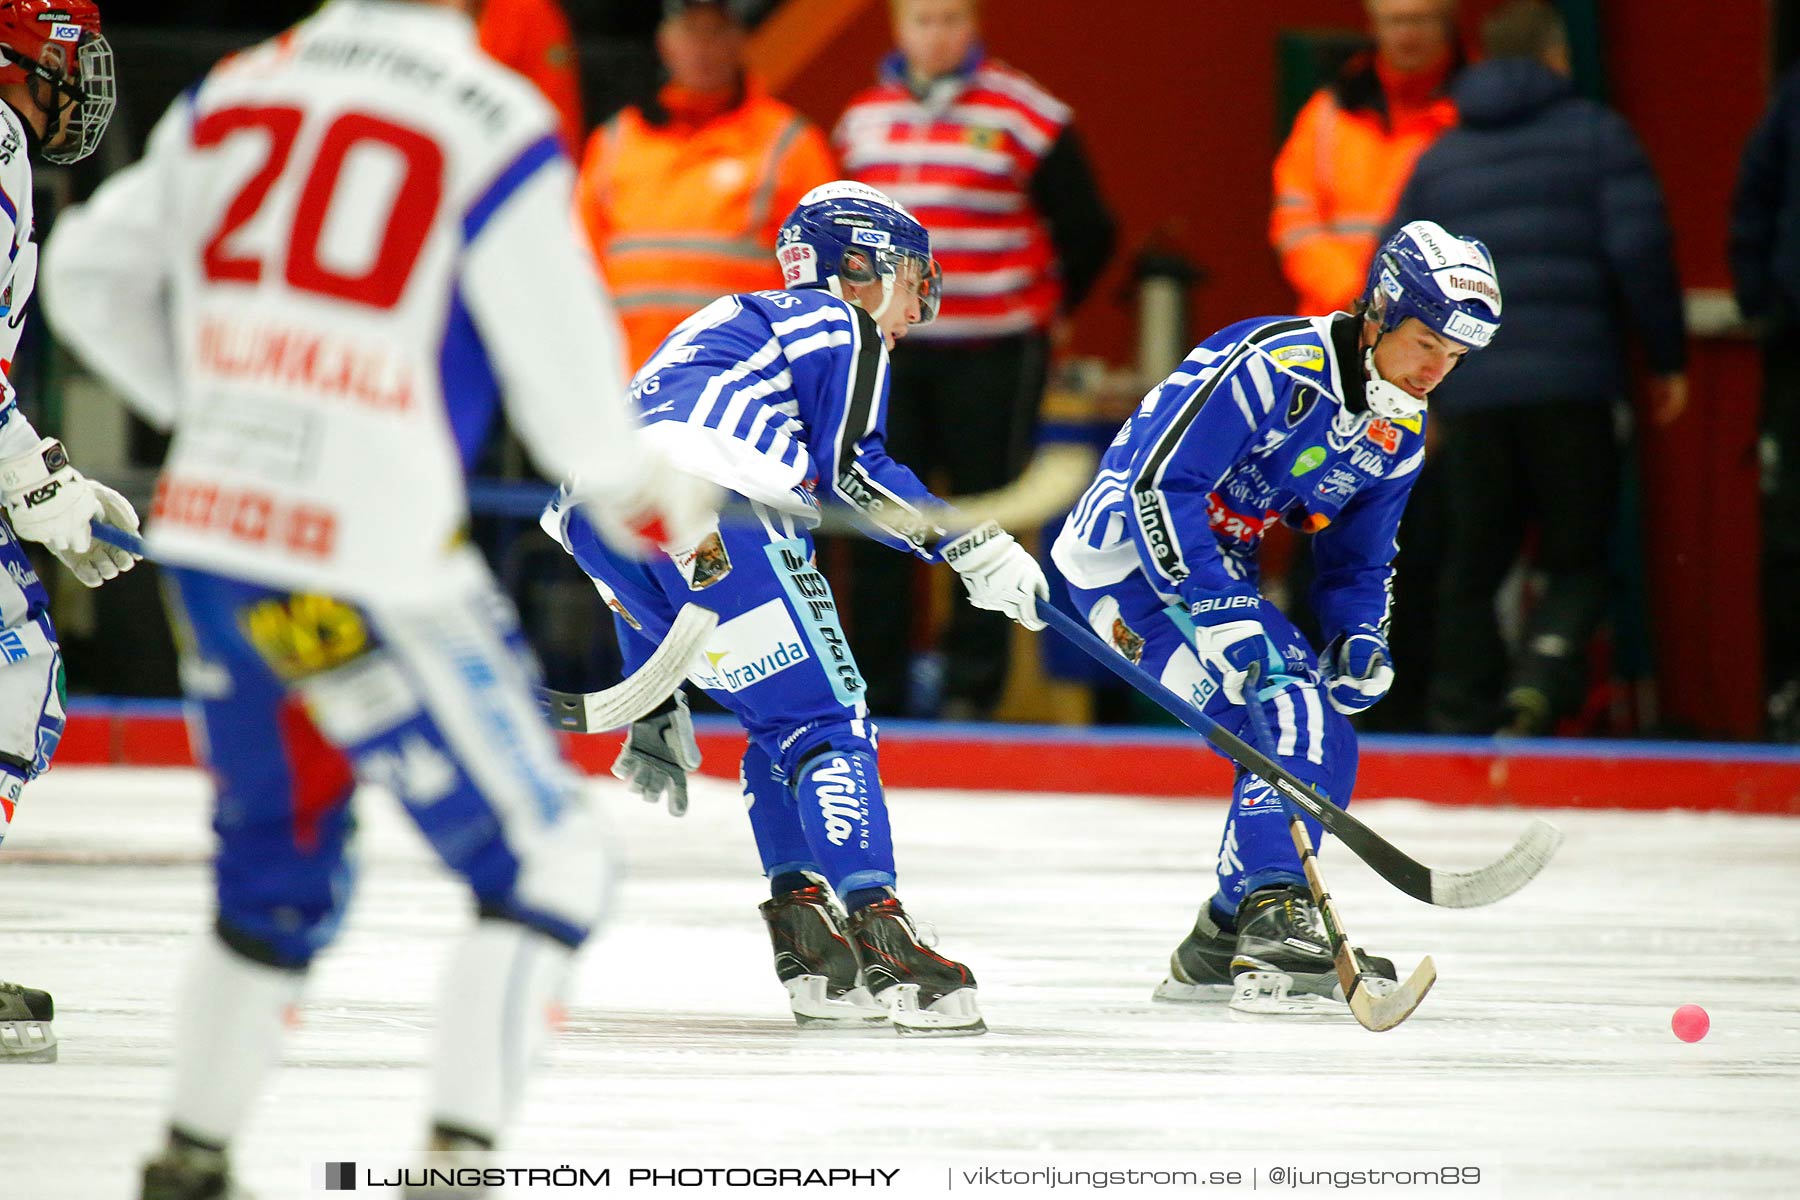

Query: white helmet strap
827;270;901;324
1363;345;1428;421
867;275;900;323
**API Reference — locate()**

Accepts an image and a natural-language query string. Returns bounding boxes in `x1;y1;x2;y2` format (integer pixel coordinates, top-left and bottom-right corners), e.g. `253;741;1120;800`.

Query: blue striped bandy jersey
632;287;954;561
1053;313;1425;644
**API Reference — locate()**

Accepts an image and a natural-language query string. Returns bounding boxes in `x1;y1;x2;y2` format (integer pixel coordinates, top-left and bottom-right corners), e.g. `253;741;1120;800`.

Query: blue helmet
1362;220;1502;350
776;181;941;325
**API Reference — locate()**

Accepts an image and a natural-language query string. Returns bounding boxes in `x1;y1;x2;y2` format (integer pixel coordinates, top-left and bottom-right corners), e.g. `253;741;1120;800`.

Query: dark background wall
773;0;1767;359
89;0;1776;362
66;0;1790;737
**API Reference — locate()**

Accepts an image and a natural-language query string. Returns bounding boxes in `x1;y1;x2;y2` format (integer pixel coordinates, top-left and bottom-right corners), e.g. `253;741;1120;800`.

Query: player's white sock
168;932;304;1146
428;919;573;1142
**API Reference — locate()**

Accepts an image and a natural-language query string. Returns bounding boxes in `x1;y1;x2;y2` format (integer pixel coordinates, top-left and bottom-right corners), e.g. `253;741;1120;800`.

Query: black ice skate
1152;902;1237;1002
0;980;55;1062
139;1134;241;1200
759;886;887;1029
846;897;984;1036
1228;885;1397;1015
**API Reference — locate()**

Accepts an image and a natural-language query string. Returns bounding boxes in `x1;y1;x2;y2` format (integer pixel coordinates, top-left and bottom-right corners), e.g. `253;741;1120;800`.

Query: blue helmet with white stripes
1359;220;1501;419
1363;220;1502;350
776;181;941;326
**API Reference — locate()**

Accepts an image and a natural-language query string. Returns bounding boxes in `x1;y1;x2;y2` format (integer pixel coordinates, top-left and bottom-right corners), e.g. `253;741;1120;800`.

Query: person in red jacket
478;0;584;153
834;0;1116;719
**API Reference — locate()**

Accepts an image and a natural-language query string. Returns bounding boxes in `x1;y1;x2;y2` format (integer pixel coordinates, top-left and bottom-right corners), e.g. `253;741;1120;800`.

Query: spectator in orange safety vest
478;0;585;154
573;0;839;372
1271;0;1464;316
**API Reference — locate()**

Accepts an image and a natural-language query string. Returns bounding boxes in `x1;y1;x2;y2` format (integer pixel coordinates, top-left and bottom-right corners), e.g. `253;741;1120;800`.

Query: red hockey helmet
0;0;113;163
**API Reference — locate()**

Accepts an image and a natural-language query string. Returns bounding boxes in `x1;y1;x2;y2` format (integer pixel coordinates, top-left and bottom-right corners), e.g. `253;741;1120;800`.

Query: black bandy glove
611;690;702;816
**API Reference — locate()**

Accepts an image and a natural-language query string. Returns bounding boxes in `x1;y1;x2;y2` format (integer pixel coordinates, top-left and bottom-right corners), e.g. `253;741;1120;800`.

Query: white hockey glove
573;451;720;560
1324;630;1394;715
611;690;702;816
942;521;1049;631
1187;592;1287;706
0;438;141;588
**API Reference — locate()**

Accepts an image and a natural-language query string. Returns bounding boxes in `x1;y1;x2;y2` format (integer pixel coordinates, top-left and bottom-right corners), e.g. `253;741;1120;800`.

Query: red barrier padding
51;708;1800;815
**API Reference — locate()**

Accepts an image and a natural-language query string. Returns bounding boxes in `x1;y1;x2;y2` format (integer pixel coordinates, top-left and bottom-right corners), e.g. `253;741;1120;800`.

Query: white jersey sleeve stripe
1230;378;1257;429
716;370;795;440
1301;686;1326;765
1273;690;1300;759
769;305;849;336
1245;354;1277;413
690;335;783;428
781;328;854;361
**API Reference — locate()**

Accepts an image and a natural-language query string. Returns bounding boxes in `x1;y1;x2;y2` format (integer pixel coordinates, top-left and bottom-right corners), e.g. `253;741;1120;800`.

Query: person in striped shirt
834;0;1115;719
544;182;1050;1036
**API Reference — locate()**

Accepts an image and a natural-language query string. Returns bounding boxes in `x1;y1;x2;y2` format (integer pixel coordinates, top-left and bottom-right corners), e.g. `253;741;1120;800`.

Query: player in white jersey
40;1;710;1194
0;0;140;1064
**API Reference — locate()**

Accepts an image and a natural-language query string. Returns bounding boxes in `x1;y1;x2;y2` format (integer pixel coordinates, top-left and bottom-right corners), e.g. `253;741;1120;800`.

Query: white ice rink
3;766;1798;1198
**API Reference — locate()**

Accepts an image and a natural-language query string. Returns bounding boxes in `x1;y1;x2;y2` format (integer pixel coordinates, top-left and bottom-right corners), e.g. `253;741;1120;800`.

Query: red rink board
56;705;1800;816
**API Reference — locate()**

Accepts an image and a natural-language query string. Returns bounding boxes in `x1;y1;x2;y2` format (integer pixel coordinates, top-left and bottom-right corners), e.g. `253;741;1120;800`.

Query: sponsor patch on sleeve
1270;344;1324;372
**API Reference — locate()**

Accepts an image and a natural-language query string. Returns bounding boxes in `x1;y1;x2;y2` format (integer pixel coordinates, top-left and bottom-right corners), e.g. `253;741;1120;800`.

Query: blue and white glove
1187;592;1285;705
612;690;702;816
1324;630;1395;715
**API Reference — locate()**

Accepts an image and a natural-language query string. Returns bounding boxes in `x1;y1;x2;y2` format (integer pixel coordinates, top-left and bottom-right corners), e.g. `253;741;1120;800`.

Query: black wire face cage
2;30;114;164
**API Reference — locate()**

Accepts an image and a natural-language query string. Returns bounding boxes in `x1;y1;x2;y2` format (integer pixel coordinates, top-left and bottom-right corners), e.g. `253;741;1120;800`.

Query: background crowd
19;0;1800;743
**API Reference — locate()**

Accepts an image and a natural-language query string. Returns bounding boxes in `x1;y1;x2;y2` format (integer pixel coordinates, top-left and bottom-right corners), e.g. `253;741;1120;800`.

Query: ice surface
3;767;1797;1197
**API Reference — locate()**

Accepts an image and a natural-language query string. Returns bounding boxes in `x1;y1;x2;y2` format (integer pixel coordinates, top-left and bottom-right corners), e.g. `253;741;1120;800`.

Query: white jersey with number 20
42;0;644;603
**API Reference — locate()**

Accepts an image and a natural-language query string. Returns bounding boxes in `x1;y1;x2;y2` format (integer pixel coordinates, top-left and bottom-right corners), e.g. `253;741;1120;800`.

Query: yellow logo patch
241;593;370;681
1270;345;1324;371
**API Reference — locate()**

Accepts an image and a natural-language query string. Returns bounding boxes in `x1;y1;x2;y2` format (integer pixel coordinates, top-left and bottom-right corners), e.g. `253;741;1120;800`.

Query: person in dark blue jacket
1389;0;1687;735
1731;62;1800;740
